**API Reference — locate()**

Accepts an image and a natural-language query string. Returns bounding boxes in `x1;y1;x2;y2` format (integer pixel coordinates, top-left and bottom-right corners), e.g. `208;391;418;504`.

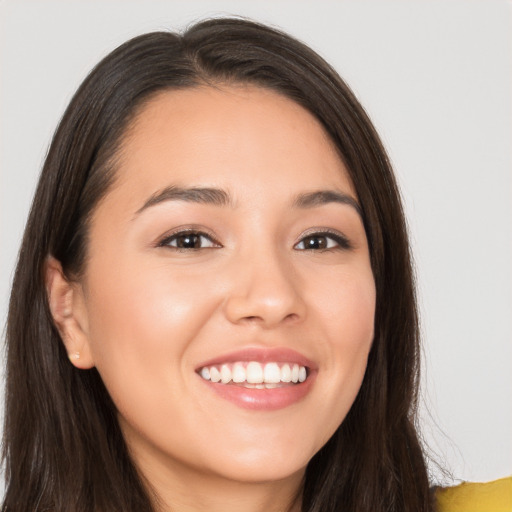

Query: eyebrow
293;190;362;217
134;186;362;218
134;186;232;216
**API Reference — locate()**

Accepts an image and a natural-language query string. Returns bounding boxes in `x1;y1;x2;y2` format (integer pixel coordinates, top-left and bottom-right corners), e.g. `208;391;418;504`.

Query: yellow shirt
436;477;512;512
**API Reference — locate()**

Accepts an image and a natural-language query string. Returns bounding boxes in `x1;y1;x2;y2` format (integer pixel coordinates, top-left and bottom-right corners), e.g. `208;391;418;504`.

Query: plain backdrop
1;0;511;494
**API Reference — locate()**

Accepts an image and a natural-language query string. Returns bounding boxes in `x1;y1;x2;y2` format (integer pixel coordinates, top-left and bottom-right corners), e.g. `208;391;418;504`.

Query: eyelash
157;229;221;251
157;228;351;252
293;230;352;251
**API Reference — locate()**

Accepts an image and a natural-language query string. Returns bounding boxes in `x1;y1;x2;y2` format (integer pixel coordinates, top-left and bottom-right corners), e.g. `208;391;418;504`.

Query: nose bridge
223;238;305;326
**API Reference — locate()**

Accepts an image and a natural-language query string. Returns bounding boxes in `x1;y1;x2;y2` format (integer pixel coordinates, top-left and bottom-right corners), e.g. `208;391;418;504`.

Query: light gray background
1;0;511;491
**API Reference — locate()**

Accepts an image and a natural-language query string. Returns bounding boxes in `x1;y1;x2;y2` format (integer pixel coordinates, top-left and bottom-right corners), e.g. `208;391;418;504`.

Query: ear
45;256;95;369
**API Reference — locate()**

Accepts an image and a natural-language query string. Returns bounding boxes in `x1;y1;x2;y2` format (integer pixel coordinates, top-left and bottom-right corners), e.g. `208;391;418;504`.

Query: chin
212;458;308;484
195;440;314;484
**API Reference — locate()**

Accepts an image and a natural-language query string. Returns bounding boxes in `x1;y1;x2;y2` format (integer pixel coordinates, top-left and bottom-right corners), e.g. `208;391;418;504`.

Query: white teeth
220;364;231;384
280;364;292;382
199;361;308;385
210;366;221;383
291;364;299;383
263;362;281;383
246;361;264;384
232;363;246;383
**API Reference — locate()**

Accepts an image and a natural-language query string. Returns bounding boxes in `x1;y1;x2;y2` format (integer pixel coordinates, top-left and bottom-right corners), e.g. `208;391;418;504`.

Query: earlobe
45;256;95;370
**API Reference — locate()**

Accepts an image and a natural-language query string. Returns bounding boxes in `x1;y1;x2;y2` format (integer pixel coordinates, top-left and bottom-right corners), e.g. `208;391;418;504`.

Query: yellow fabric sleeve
436;476;512;512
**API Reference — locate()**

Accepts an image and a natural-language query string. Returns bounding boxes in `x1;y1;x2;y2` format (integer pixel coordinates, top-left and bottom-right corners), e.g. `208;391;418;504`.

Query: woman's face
72;86;375;485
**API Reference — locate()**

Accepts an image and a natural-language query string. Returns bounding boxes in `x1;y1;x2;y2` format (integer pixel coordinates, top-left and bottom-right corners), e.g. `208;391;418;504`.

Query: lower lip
199;373;316;411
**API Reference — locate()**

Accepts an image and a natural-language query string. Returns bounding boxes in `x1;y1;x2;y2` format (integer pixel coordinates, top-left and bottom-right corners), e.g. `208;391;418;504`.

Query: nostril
223;288;306;327
240;312;300;326
238;315;264;325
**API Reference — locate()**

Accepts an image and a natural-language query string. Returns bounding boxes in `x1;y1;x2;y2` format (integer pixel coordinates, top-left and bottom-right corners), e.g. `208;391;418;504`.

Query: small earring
69;352;80;361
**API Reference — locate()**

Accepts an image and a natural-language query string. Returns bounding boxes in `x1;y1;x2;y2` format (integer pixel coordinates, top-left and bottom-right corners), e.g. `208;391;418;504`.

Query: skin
47;85;376;512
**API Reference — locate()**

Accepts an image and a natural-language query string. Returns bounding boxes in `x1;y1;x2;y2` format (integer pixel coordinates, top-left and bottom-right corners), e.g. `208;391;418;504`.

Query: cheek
85;259;210;346
332;274;375;375
81;257;224;399
307;268;375;435
80;260;226;445
315;265;376;351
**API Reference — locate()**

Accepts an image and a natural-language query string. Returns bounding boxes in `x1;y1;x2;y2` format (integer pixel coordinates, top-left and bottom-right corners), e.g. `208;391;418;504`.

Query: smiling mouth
198;361;308;388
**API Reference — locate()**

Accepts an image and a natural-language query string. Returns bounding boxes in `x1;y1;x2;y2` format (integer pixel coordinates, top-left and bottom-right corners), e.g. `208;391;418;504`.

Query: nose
223;247;306;328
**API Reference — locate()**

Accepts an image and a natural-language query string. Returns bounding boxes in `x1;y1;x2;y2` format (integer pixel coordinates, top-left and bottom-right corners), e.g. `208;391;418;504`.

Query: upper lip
195;347;317;371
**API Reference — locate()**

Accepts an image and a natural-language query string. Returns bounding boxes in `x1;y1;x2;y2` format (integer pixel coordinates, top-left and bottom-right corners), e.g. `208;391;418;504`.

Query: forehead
112;85;355;205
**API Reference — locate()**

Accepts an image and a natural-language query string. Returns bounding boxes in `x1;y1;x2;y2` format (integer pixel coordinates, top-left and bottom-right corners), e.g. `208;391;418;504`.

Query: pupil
305;236;326;249
177;234;200;248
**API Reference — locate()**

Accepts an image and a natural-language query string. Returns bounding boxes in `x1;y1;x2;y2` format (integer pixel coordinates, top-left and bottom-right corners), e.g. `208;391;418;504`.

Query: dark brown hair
2;17;434;512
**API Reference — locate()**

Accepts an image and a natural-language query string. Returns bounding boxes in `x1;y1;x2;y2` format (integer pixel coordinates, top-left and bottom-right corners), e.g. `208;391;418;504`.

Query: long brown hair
2;18;434;511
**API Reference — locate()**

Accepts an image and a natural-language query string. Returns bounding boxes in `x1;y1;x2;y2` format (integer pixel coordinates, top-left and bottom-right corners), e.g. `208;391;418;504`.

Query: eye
294;231;351;251
158;230;220;250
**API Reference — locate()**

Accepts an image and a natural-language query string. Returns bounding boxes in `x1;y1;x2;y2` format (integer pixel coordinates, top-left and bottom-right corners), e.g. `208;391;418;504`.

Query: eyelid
156;226;222;249
294;228;352;250
155;226;351;251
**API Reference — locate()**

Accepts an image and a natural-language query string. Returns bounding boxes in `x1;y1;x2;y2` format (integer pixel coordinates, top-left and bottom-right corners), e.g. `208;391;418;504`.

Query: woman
2;18;432;511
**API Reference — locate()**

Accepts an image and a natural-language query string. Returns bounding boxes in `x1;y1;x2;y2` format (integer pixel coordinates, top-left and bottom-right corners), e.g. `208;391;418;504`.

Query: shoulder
435;476;512;512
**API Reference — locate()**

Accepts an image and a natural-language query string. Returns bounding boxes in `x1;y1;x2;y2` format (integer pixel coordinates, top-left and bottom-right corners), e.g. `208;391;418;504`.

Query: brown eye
175;234;202;249
294;231;351;251
301;235;329;250
160;231;219;250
